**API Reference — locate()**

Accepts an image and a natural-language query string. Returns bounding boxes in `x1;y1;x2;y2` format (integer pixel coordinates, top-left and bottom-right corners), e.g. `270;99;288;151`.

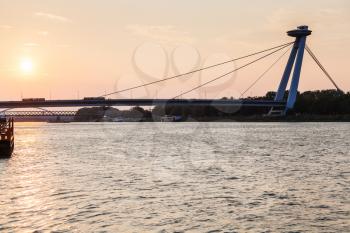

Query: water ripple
0;122;349;232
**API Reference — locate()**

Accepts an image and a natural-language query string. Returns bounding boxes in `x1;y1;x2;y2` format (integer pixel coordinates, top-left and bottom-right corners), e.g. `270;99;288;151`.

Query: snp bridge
0;26;342;116
0;99;287;109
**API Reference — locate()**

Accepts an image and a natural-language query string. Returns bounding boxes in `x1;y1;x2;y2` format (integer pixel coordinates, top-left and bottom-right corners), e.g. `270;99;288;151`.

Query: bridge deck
0;99;286;109
0;99;287;108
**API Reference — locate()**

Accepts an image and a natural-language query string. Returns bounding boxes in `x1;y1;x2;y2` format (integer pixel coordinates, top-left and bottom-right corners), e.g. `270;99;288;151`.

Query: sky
0;0;349;100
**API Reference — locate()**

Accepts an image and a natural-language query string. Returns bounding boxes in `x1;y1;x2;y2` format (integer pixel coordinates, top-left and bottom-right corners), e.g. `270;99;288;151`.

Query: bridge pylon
269;25;312;116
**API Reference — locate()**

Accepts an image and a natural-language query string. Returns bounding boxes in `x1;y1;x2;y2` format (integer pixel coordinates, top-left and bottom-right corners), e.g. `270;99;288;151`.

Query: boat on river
0;117;14;158
161;115;182;122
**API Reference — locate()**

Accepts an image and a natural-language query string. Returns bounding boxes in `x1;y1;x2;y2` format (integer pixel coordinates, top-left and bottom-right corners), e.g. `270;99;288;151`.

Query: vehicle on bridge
83;97;106;101
22;98;46;102
0;117;14;158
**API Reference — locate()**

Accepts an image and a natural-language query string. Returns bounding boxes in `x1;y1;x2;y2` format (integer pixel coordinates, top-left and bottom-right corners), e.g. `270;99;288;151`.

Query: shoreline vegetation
73;90;350;122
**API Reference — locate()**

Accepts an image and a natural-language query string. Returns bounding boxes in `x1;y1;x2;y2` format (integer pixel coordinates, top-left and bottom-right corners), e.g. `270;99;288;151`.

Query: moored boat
161;115;182;122
0;117;14;158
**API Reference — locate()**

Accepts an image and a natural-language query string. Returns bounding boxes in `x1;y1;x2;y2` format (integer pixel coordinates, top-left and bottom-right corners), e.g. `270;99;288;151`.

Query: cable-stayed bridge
0;99;287;109
0;26;342;118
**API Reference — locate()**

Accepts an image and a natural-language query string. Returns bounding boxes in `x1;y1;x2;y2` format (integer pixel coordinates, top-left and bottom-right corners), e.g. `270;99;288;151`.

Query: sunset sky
0;0;349;100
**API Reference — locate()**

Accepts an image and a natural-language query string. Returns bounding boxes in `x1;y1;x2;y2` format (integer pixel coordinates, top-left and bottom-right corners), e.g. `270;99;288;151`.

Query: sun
20;58;34;75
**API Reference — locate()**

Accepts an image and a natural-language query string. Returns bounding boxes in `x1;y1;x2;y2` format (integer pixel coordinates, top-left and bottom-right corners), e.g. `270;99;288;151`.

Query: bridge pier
275;41;299;102
269;25;312;116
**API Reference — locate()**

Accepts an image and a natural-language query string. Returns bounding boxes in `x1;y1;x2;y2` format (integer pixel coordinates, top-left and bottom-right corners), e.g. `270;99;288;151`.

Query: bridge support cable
305;45;343;93
240;46;292;98
171;43;292;99
99;42;294;98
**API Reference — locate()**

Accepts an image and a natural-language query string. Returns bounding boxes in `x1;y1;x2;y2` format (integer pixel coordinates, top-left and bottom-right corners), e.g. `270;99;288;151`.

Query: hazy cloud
126;24;195;43
264;7;349;31
0;25;12;29
24;43;40;47
56;44;71;48
38;31;49;36
35;12;71;23
263;7;350;44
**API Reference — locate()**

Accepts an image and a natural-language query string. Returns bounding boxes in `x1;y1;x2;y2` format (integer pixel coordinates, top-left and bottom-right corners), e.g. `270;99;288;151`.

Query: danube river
0;122;349;232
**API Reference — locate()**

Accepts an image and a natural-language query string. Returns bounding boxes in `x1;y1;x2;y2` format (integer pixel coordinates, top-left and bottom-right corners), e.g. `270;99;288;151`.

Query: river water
0;122;349;232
